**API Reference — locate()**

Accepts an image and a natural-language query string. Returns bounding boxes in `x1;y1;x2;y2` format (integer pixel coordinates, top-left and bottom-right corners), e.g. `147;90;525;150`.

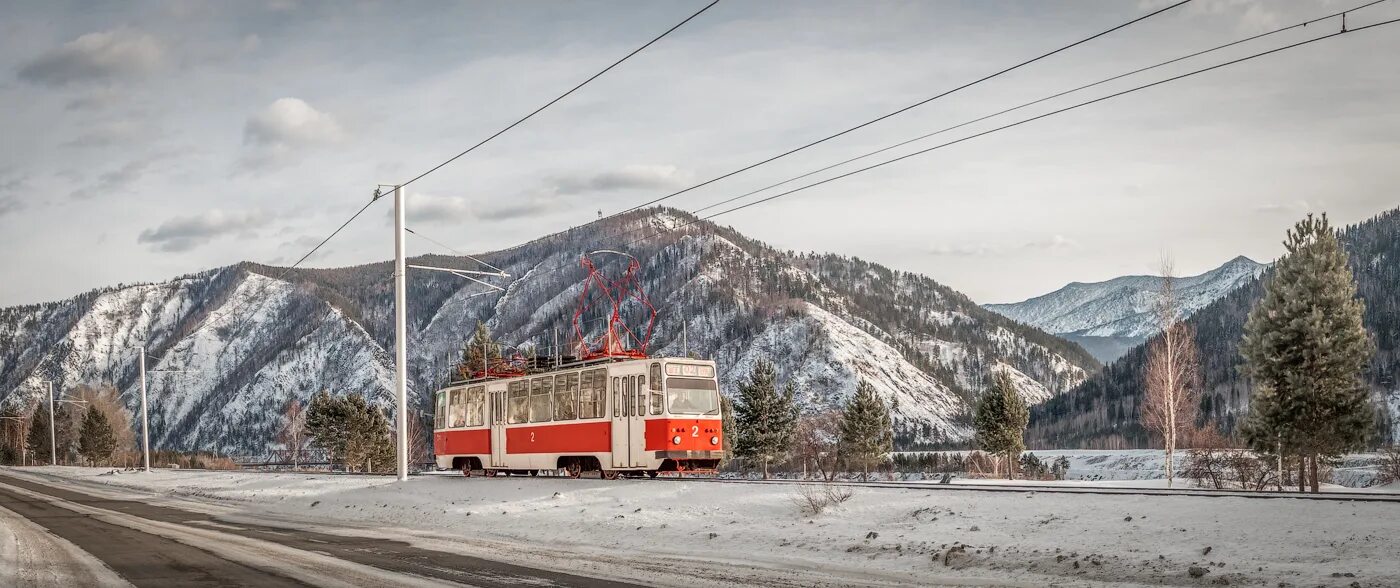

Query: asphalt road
0;471;638;587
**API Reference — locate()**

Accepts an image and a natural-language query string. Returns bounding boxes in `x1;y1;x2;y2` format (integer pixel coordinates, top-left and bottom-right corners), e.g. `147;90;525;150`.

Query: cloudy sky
2;0;1398;308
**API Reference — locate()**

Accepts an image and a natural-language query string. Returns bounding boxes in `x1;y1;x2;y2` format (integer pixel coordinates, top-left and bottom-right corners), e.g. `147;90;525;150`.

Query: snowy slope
0;208;1097;451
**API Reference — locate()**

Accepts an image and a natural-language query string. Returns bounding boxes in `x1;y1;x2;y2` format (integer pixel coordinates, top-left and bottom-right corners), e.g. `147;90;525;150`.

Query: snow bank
18;466;1400;587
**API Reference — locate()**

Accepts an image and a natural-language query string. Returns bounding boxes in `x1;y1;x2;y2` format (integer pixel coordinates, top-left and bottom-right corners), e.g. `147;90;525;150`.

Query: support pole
48;381;55;466
140;348;151;472
394;185;409;482
682;317;689;358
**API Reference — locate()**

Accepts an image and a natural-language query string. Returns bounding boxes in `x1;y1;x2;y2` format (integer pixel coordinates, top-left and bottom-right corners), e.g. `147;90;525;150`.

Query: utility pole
139;347;151;472
393;185;409;482
682;318;689;358
48;381;55;466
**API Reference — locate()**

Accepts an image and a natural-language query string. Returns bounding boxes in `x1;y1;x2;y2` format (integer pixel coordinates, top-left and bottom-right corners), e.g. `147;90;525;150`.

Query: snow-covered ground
14;465;1400;587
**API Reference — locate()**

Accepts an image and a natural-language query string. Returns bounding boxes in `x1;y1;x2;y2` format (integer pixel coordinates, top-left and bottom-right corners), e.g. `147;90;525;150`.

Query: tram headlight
710;436;719;445
672;435;682;445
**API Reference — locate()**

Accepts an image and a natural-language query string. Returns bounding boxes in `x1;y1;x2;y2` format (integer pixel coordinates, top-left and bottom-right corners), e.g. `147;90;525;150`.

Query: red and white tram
432;250;724;478
432;357;723;478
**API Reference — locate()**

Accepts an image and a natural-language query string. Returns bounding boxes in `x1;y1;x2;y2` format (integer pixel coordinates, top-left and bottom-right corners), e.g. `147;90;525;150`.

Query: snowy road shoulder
0;499;131;588
16;466;1400;587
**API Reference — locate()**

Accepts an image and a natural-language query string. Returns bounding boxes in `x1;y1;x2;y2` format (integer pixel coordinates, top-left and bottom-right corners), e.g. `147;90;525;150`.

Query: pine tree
974;371;1029;479
461;321;501;378
838;380;893;479
26;406;51;464
719;395;736;463
78;405;116;466
305;391;394;472
306;390;351;466
733;359;798;479
1240;213;1374;493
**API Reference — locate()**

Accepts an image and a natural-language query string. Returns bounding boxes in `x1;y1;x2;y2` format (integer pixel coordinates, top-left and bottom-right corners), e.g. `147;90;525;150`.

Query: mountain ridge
0;207;1098;453
985;255;1266;362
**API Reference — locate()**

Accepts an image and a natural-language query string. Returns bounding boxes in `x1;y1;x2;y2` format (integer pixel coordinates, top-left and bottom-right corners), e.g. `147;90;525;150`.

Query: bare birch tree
277;398;309;469
1142;257;1201;488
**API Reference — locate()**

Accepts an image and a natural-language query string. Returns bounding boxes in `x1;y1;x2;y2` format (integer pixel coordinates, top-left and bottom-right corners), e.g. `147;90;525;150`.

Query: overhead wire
501;2;1397;305
214;1;719;326
606;0;1195;216
688;0;1391;217
432;0;1197;277
629;14;1400;253
395;0;720;192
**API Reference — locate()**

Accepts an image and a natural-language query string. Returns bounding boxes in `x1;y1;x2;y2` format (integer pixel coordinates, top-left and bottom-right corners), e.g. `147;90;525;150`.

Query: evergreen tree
719;394;735;463
733;359;798;479
974;371;1029;479
1240;213;1374;492
306;390;351;466
26;406;51;464
78;404;117;466
838;380;894;479
0;406;27;465
343;394;395;473
305;390;394;472
461;321;501;378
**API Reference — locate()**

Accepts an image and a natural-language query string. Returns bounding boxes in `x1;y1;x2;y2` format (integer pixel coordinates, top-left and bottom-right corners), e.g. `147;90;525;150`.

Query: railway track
646;474;1400;503
149;466;1400;502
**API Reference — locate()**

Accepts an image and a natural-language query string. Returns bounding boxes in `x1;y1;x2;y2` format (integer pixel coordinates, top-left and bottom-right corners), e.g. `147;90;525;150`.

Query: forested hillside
0;207;1097;453
1028;207;1400;449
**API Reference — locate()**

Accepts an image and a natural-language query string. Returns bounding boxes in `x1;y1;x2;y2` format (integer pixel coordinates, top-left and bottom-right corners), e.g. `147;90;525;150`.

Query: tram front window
666;378;720;415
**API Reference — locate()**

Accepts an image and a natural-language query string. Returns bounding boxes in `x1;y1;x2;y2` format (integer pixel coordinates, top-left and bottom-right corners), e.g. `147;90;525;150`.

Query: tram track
643;474;1400;503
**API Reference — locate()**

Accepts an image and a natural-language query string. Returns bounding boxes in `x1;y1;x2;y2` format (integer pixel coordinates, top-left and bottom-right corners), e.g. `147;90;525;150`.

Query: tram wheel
646;470;658;479
484;469;499;477
529;470;538;477
601;470;621;480
565;462;582;479
460;464;472;478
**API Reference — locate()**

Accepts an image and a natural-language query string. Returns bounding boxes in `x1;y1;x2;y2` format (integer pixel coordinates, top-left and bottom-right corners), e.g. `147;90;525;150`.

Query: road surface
0;471;634;587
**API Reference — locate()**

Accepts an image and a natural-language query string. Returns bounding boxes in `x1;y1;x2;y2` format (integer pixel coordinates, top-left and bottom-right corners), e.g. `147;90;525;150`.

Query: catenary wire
395;0;720;192
606;1;1194;217
633;16;1400;252
431;0;1199;280
506;5;1395;297
688;0;1391;216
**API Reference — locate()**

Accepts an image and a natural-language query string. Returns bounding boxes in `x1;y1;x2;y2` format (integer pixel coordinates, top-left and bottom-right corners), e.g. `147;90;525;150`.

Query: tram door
609;372;648;469
489;387;507;468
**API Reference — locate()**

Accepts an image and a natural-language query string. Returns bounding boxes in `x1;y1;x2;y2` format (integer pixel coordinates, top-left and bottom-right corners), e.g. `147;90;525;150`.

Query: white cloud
18;29;165;86
137;209;271;252
928;235;1077;257
244;97;345;148
404;192;472;225
549;164;691;195
69;159;152;200
240;98;345;169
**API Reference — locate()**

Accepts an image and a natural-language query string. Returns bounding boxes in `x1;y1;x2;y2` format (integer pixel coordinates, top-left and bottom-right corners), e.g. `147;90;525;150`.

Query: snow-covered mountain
0;208;1098;453
984;256;1265;362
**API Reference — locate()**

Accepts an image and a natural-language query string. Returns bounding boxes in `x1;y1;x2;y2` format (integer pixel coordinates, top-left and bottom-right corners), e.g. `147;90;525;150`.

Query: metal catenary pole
394;185;409;481
140;347;151;472
48;381;56;466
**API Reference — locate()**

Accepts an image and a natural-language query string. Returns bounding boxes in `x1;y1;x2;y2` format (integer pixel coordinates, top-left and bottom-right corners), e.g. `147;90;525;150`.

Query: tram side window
434;391;446;430
650;364;661;390
449;389;466;428
466;386;485;427
508;381;528;424
649;380;664;415
578;369;605;419
529;377;553;423
554;373;578;421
